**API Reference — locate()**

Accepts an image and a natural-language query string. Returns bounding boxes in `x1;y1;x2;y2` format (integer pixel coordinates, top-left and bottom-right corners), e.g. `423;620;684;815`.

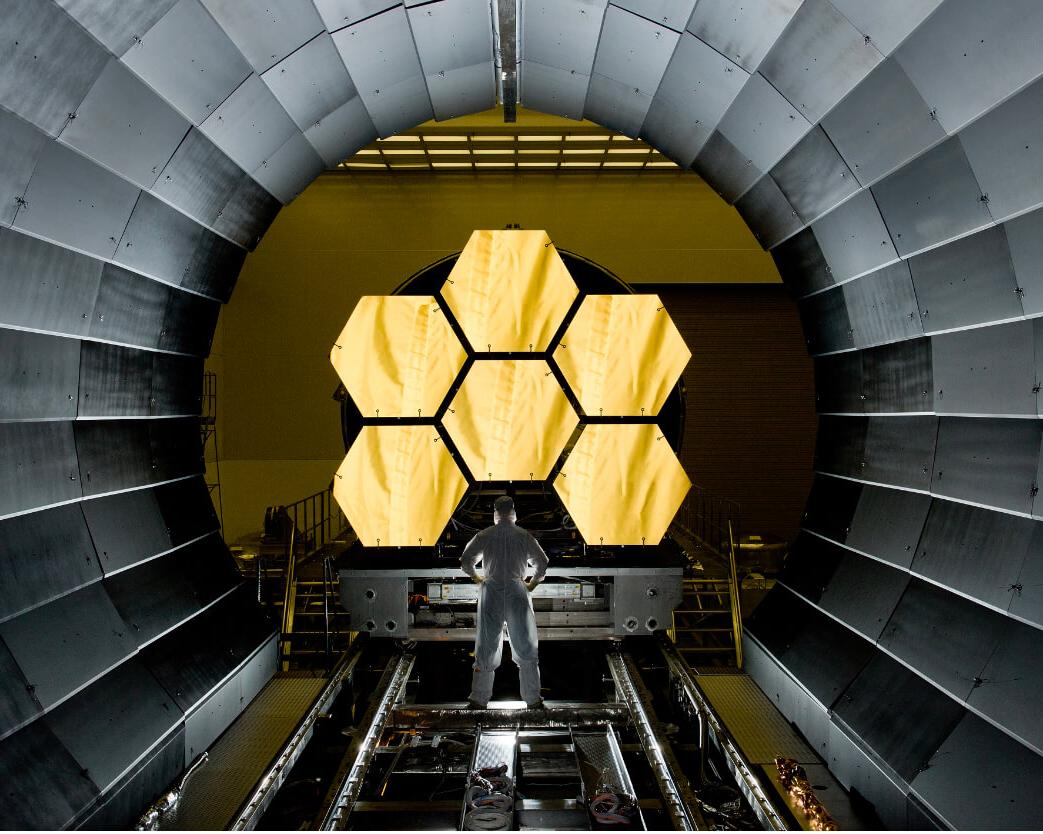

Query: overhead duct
1;0;1042;828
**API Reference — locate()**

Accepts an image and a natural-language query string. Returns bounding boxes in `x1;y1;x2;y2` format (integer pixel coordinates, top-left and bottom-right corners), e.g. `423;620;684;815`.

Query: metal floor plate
162;675;326;830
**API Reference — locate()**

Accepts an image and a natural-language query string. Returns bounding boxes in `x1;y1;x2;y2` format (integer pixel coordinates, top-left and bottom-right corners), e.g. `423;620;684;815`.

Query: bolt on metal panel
80;488;172;575
74;421;153;497
913;499;1035;613
832;652;965;783
150;353;205;416
153;127;244;227
780;531;844;603
760;0;883;125
0;504;101;624
862;337;933;414
154;477;220;545
56;0;180;57
894;0;1043;134
813;415;866;481
814;351;864;414
313;0;402;33
0;421;80;518
819;551;910;642
611;0;696;32
863;415;937;491
0;330;80;421
14;143;141;261
770;126;859;225
88;262;171;350
845;484;931;570
907;224;1022;334
44;658;184;794
262;33;358;131
960;76;1043;224
931;417;1041;515
521;0;608;76
584;73;653;138
201;0;325;74
518;61;591;121
830;0;943;57
806;189;900;285
717;72;812;177
121;0;252;125
0;0;109;138
252;131;326;204
735;174;802;249
910;713;1043;829
802;473;863;544
691;130;763;203
0;638;44;740
305;95;378;166
59;58;190;191
77;343;153;418
199;74;299;175
158;291;220;356
0;110;49;229
331;5;434;137
841;260;924;350
639;32;746;166
0;583;137;710
771;228;831;296
820;58;945;189
798;281;853;356
149;418;206;484
1005;208;1043;317
213;174;282;248
685;0;802;75
591;4;679;92
931;321;1036;417
872;136;994;258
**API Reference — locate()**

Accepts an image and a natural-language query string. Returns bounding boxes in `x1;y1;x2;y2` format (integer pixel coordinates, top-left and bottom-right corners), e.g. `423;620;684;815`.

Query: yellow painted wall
211;170;781;542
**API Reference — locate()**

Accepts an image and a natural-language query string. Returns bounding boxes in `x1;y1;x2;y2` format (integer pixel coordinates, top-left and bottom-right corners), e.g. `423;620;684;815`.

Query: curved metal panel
313;0;402;32
842;261;924;350
251;132;326;205
735;174;802;249
591;4;678;93
89;263;171;350
894;0;1043;134
0;721;100;829
833;652;964;782
931;321;1036;416
159;291;220;357
770;126;858;225
862;337;933;413
779;531;844;604
801;473;862;544
262;32;357;131
0;111;48;229
75;421;153;497
879;579;1007;701
59;58;190;191
201;0;324;74
871;136;993;259
813;351;864;414
830;0;943;57
55;0;180;57
803;189;899;285
0;504;100;625
846;484;931;570
199;75;299;175
519;61;591;121
770;228;831;297
813;415;865;481
149;418;205;484
14;142;141;261
611;0;695;31
331;5;434;137
0;583;137;710
0;228;102;338
1012;529;1043;627
0;0;108;137
121;0;252;125
0;638;43;742
798;283;853;355
690;130;763;203
0;330;80;421
685;0;801;75
821;58;945;188
153;127;244;228
80;488;172;575
819;552;910;641
913;499;1035;613
1005;208;1043;316
0;422;80;518
863;415;937;491
304;95;379;166
155;477;220;545
931;417;1040;515
717;72;812;176
150;353;205;416
759;0;883;125
521;0;607;78
584;74;653;138
911;713;1043;829
45;658;183;794
78;343;153;418
212;174;282;249
640;32;745;166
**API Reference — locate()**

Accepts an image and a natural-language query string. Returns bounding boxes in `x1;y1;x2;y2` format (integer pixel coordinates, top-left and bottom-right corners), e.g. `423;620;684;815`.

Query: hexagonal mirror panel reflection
443;358;579;482
554;423;690;546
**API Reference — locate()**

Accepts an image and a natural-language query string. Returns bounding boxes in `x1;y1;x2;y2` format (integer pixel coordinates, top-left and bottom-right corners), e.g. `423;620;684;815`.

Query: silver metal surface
251;132;326;204
692;131;763;204
121;0;252;125
611;0;695;32
391;703;627;729
931;321;1036;416
584;73;652;138
0;421;81;519
817;552;909;641
331;5;434;137
0;111;48;229
736;175;802;250
305;96;379;167
770;126;858;225
591;4;678;93
830;0;943;57
967;622;1043;753
845;484;931;569
841;261;923;350
520;0;607;78
56;0;180;57
313;0;402;33
804;188;900;285
0;329;80;421
685;0;802;75
862;337;933;414
262;33;357;131
152;127;243;227
863;415;937;491
201;0;325;74
611;573;682;635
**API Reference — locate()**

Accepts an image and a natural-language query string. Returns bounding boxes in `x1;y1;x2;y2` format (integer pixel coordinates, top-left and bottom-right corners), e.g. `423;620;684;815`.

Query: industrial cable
463;764;513;830
588;787;639;826
463;809;511;830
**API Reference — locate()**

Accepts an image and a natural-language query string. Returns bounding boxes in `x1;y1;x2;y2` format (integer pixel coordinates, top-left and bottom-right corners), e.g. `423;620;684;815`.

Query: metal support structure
658;639;786;832
390;702;628;730
606;653;704;831
231;647;365;830
319;652;416;830
726;521;744;669
200;370;225;534
494;0;518;121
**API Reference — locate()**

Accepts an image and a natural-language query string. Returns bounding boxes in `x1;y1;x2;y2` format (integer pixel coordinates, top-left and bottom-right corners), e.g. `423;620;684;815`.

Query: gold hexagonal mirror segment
333;425;468;547
443;359;578;482
554;424;690;546
442;230;579;353
330;295;467;418
555;294;691;416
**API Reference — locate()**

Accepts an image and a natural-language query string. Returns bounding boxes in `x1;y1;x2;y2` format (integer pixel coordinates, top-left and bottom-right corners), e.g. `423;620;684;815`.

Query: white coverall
460;511;549;706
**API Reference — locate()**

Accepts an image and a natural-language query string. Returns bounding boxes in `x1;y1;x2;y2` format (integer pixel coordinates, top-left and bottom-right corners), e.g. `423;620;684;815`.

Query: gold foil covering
334;425;468;547
443;359;578;481
330;295;466;418
555;294;691;417
442;230;579;352
553;424;690;546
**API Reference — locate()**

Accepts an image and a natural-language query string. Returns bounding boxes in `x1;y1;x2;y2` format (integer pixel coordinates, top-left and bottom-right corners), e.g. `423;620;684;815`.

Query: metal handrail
726;520;744;669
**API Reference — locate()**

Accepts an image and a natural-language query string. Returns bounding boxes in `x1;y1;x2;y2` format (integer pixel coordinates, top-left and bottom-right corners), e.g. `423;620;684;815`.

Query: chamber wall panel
931;417;1040;515
818;552;910;642
0;330;80;421
871;136;994;258
59;58;190;191
690;131;763;204
0;422;80;518
77;343;153;418
591;5;678;93
55;0;180;57
150;353;205;417
685;0;802;74
845;484;931;570
1005;209;1043;316
0;583;137;710
759;0;883;124
74;421;153;497
313;0;402;32
813;351;864;414
251;132;326;205
0;504;100;624
770;126;858;225
735;174;802;249
519;63;590;121
262;32;357;131
611;0;695;30
842;261;924;349
304;95;379;166
806;189;899;284
863;415;937;491
967;622;1043;753
0;638;42;742
801;473;862;544
121;0;252;125
779;531;844;604
1011;527;1043;627
770;229;831;297
81;488;172;575
799;283;853;355
521;0;607;78
211;174;283;250
155;477;220;545
0;111;49;229
717;73;812;176
88;263;170;350
862;338;933;414
152;128;244;228
584;74;653;138
149;418;205;484
821;58;945;187
14;143;141;261
158;291;220;357
813;415;866;480
201;0;325;74
829;0;943;57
